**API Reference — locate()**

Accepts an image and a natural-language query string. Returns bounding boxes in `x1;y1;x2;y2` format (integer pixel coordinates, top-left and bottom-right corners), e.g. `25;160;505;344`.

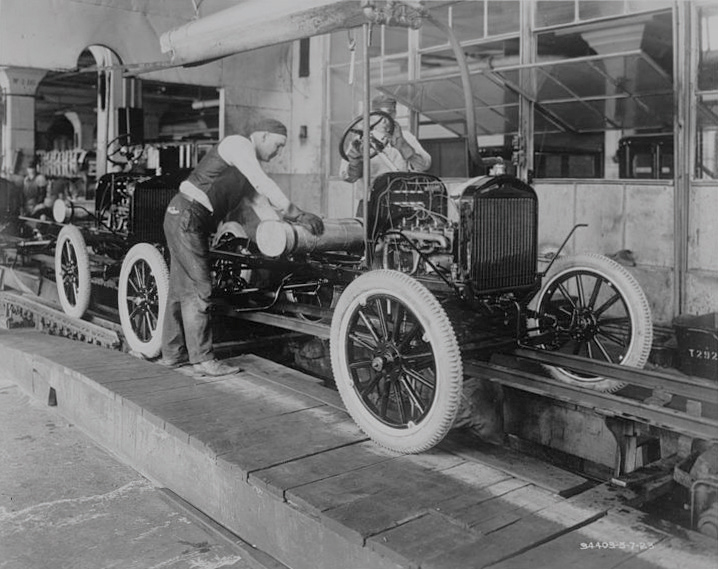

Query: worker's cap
371;94;397;113
251;117;288;137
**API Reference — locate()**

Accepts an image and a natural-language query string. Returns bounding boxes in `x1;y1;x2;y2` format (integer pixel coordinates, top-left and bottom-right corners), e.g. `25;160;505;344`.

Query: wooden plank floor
0;330;715;569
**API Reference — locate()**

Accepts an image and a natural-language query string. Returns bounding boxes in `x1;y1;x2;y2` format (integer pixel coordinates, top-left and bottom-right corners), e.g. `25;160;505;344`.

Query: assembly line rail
1;290;716;453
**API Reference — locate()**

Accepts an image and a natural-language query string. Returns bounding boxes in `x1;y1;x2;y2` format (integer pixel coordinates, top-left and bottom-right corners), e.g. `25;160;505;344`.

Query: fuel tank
256;218;364;257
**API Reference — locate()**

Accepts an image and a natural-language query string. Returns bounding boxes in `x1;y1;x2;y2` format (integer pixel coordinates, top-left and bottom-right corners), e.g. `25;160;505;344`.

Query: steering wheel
339;110;396;161
107;133;145;169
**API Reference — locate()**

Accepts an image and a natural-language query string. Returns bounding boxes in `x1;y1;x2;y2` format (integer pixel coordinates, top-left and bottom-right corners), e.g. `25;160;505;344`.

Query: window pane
487;1;520;35
420;38;520;77
627;1;672;13
579;0;624;21
452;1;485;42
329;65;363;121
536;1;575;28
330;32;352;65
421;4;449;49
696;6;718;180
380;57;409;84
696;97;718;180
384;26;408;56
534;132;603;178
699;6;718;91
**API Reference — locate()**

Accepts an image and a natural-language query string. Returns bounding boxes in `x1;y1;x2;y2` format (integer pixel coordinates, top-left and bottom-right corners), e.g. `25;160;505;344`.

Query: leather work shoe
193;359;242;377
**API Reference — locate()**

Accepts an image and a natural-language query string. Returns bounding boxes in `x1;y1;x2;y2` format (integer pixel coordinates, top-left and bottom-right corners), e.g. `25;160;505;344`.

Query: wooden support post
605;417;656;477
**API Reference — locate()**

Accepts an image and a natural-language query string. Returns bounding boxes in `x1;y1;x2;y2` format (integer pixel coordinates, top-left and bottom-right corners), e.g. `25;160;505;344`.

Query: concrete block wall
534;180;677;324
687;182;718;315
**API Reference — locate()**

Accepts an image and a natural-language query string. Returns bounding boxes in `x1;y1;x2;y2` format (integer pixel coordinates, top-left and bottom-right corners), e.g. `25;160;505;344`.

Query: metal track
465;350;718;442
3;283;716;447
514;347;717;404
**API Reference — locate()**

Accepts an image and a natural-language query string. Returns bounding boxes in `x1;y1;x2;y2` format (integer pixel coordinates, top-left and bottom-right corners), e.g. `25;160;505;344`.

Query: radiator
131;186;177;245
459;176;538;294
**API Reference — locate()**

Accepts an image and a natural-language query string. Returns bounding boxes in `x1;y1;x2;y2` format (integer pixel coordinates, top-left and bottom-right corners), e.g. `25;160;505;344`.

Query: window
696;4;718;179
535;0;673;29
326;1;676;180
531;10;674;178
327;27;410;175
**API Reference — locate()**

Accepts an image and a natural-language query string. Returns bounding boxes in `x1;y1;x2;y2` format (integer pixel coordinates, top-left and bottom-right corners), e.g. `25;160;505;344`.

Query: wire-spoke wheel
54;225;91;318
532;253;653;392
118;243;169;358
330;270;463;453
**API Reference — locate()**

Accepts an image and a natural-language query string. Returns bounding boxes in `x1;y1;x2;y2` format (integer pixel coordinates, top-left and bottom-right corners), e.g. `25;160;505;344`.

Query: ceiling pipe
160;0;366;65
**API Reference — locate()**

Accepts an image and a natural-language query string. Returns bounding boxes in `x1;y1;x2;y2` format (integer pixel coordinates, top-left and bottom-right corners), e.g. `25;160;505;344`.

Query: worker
22;164;48;216
339;94;432;182
159;118;324;376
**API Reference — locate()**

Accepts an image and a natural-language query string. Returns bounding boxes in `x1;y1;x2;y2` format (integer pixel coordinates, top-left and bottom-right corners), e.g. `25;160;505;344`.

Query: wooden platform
1;330;715;569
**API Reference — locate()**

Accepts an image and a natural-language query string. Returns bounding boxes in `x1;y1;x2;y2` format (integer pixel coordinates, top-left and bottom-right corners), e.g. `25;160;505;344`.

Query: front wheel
330;270;463;454
531;253;653;392
118;243;169;358
55;225;91;318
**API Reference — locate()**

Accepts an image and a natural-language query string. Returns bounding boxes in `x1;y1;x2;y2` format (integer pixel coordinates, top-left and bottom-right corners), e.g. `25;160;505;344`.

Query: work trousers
161;193;214;364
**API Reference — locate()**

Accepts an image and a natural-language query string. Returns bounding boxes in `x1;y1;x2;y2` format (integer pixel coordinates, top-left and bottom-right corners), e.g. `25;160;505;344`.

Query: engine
367;173;455;277
367;172;540;300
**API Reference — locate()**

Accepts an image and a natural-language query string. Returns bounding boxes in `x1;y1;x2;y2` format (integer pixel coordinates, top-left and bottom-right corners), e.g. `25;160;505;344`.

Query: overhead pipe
160;1;440;66
160;0;366;65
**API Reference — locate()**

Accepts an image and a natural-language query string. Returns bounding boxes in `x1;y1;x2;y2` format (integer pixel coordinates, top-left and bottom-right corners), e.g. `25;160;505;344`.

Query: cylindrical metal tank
256;218;364;257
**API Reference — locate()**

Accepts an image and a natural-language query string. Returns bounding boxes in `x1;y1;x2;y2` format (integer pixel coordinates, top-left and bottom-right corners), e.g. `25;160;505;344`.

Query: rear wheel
330;270;463;453
118;243;169;358
55;225;91;318
532;253;653;392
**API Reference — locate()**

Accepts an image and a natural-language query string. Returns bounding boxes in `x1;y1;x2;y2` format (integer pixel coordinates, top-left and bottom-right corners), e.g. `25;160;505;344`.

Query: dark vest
206;167;258;225
187;144;230;195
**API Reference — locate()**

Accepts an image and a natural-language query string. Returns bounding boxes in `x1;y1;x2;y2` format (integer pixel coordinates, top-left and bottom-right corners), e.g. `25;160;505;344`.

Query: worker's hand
296;211;324;236
387;120;404;146
388;121;417;161
347;137;363;161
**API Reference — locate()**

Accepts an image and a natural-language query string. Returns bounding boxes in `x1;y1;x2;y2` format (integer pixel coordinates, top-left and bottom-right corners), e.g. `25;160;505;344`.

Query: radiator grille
469;196;537;291
131;187;177;245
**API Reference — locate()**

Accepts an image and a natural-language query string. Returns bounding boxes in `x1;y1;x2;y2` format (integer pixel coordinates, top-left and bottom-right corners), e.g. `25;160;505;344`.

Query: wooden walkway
0;330;715;569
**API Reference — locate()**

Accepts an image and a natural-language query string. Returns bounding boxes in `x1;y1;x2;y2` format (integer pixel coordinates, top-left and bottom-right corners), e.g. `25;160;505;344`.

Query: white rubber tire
330;270;463;453
55;225;91;319
118;243;169;358
531;253;653;392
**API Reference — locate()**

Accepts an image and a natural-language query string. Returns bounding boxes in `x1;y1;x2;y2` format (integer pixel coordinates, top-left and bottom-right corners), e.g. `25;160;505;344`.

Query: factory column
0;67;46;177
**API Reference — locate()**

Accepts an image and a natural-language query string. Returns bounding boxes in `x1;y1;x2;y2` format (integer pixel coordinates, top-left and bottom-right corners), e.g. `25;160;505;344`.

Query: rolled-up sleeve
217;136;291;213
399;131;432;172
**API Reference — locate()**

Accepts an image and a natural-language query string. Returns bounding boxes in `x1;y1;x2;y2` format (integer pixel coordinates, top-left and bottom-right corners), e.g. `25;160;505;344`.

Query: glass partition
696;4;718;179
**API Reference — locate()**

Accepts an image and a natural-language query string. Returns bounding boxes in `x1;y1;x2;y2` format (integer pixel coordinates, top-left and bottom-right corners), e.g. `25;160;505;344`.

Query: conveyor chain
0;291;121;350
